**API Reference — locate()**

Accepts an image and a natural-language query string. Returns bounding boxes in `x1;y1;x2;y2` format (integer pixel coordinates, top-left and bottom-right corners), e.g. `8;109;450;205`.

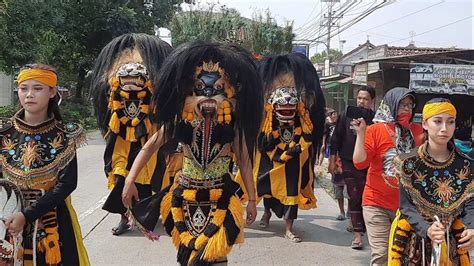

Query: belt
179;174;224;189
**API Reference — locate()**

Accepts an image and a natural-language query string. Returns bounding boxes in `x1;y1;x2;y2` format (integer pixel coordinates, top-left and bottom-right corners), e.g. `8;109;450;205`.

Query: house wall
0;72;13;106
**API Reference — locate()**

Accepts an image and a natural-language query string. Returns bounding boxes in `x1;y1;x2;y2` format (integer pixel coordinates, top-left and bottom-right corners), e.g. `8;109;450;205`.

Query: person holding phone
389;98;474;265
352;87;424;265
329;86;375;249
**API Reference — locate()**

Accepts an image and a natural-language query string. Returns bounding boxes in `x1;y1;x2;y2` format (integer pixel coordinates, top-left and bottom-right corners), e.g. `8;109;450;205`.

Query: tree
169;5;294;56
310;49;343;64
0;0;181;101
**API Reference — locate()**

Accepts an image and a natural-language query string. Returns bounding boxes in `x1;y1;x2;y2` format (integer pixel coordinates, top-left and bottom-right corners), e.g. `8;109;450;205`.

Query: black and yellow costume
245;53;325;219
131;42;263;265
90;33;173;215
389;143;474;265
0;110;89;265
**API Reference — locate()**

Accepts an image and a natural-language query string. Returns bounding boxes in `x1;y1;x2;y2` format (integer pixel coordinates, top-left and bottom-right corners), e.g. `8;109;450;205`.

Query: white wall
0;72;14;106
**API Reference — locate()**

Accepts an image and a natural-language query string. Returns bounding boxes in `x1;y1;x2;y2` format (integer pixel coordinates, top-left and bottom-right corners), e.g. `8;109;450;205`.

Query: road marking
78;194;109;222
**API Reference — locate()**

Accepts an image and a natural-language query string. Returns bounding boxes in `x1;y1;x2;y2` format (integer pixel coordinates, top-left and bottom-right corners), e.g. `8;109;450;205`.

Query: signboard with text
409;63;474;95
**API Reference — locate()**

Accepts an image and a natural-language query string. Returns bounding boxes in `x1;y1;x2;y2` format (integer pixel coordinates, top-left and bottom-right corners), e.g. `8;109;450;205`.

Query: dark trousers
342;159;367;233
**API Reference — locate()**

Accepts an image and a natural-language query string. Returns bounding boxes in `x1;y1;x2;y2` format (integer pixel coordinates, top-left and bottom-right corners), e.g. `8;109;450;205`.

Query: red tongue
203;114;212;166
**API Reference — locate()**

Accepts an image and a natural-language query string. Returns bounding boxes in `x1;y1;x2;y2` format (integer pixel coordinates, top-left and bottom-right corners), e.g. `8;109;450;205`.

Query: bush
0;105;16;117
60;101;97;130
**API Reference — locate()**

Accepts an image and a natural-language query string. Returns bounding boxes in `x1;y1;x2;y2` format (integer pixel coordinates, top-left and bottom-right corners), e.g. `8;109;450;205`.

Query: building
0;72;14;106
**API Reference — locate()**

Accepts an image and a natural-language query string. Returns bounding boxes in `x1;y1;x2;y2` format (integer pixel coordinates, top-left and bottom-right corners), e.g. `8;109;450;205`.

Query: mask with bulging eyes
269;87;299;123
116;63;149;92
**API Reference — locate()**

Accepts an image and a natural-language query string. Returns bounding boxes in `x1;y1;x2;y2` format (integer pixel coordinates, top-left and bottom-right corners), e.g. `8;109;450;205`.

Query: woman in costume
128;41;262;265
388;98;474;265
90;33;173;235
251;53;325;243
0;64;89;265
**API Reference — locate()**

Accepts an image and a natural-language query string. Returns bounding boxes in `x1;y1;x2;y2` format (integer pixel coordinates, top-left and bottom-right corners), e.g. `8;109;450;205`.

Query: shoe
111;221;131;236
285;231;302;243
259;212;271;228
351;239;363;250
336;214;345;221
346;225;354;232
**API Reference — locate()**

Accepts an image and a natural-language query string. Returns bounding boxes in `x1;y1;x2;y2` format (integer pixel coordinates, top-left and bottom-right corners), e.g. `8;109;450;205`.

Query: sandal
351;240;363;250
336;214;345;221
111;221;131;236
285;231;302;243
259;212;271;228
346;225;354;233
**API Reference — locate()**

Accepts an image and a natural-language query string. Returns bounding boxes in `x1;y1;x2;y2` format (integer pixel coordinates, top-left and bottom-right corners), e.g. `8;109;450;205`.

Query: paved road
72;131;370;265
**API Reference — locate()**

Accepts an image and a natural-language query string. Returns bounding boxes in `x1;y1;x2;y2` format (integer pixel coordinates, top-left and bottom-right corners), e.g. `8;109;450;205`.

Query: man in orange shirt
352;87;424;265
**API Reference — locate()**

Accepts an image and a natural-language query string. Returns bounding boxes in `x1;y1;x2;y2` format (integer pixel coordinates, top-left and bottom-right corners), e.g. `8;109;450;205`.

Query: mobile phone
346;106;374;123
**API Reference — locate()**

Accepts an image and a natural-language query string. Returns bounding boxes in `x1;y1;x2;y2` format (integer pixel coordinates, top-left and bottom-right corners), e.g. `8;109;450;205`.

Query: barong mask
107;63;154;141
182;61;235;125
268;87;299;124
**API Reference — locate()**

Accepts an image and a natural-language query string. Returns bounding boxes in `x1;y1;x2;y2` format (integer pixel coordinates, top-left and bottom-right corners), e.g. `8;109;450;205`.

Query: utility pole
321;0;342;76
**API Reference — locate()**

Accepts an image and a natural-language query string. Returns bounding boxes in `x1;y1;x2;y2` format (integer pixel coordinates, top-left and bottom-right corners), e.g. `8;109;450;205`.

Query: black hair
152;41;263;161
90;33;173;134
358;86;376;99
257;53;326;155
18;63;62;121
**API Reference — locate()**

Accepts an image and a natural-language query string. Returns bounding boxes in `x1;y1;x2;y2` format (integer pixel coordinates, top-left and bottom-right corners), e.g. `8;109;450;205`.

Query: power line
344;0;445;39
387;15;473;45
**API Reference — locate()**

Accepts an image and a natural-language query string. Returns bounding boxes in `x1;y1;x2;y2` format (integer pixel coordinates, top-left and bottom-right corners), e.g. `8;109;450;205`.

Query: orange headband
422;102;456;121
17;68;57;87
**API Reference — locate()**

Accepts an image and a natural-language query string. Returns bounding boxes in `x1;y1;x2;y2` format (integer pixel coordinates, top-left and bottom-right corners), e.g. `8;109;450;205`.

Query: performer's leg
363;205;395;266
259;207;272;228
284;206;300;243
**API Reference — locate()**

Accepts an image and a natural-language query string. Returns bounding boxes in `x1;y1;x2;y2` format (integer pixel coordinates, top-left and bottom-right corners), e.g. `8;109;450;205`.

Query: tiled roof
385;44;457;57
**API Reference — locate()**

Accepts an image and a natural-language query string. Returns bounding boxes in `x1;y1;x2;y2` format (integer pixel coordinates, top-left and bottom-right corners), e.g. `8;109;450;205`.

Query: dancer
129;41;263;265
90;33;172;235
253;53;325;242
389;98;474;265
0;64;89;265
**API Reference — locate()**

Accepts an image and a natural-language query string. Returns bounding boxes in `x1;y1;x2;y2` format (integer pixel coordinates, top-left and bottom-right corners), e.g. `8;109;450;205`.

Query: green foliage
60;101;96;130
170;5;294;55
0;105;16;117
310;49;343;64
0;0;181;99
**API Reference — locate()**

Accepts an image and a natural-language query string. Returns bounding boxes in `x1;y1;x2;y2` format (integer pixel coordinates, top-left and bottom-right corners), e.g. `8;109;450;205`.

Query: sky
176;0;473;57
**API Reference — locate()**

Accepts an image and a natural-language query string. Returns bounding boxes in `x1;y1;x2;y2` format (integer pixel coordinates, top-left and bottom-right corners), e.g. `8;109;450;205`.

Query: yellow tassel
225;86;235;98
213;209;227;225
224;114;232;124
145;80;153;89
440;241;448;266
271;130;279;139
182;111;188;120
160;191;173;221
137;91;147;99
110;77;119;90
131;117;140;127
186;113;194;122
108;112;120;133
202;226;231;261
228;196;244;244
112;100;122;110
218;115;224;124
195;234;210;250
119;91;129;99
182;189;197;201
141;104;149;114
38;227;61;264
180;231;194;246
171;207;184;222
171;228;181;249
222;100;231;108
209;189;223;201
398;219;411;231
223;107;231;114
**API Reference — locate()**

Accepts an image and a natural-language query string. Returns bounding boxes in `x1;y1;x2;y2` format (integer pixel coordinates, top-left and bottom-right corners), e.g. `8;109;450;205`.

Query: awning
339;77;353;84
322;81;340;90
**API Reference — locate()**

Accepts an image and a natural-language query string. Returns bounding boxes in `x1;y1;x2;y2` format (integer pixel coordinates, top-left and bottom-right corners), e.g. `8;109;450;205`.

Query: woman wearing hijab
352;87;424;265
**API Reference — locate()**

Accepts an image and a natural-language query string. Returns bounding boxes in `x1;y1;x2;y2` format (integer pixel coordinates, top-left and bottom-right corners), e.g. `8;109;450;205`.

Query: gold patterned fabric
397;143;474;225
0;110;85;190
